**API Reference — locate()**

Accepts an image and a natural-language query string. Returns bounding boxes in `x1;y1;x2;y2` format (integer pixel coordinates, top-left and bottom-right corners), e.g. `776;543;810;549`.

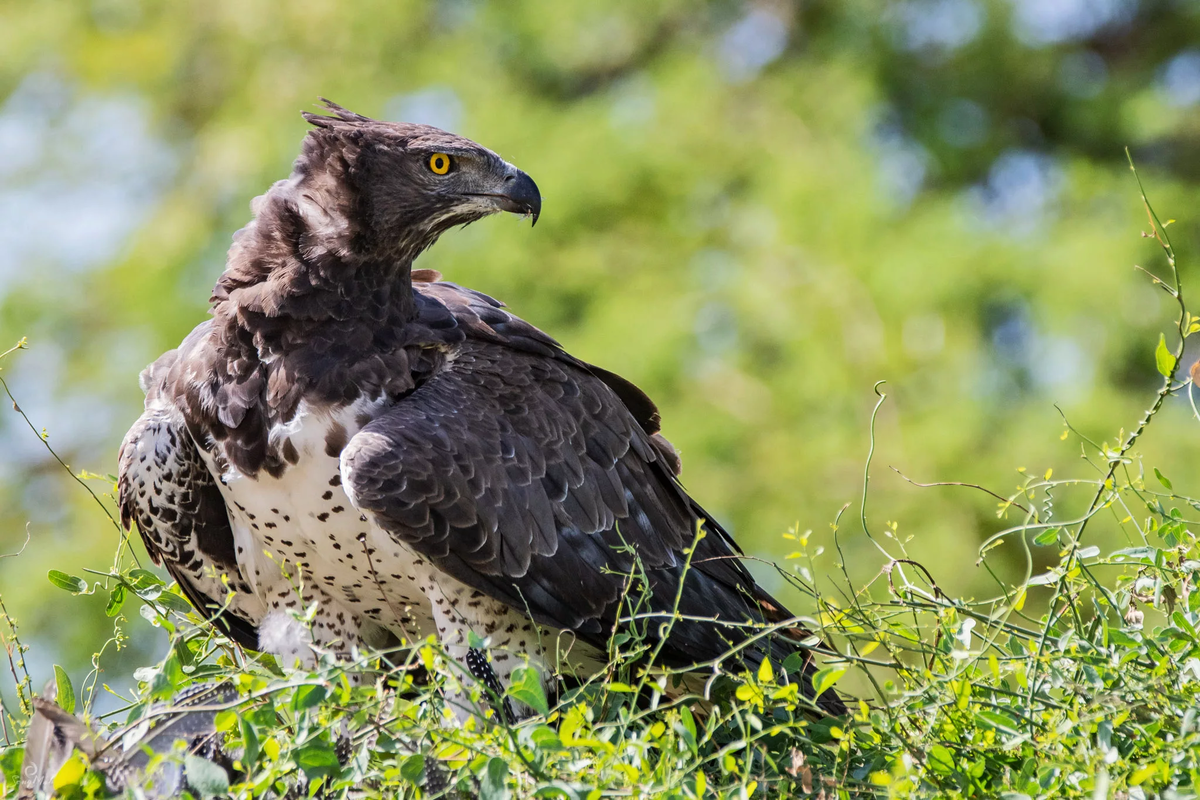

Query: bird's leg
422;576;554;723
465;648;515;723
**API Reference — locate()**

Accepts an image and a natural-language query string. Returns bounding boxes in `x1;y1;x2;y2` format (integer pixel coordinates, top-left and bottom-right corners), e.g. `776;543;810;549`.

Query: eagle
117;100;845;719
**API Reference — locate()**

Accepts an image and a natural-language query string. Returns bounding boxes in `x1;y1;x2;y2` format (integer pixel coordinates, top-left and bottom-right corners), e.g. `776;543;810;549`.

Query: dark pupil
434;156;445;170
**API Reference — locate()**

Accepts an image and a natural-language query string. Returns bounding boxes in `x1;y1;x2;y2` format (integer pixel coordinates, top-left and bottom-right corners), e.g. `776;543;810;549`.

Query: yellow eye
428;153;452;175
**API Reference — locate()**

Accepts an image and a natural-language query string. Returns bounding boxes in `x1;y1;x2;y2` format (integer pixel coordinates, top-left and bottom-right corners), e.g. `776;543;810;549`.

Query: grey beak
497;170;542;226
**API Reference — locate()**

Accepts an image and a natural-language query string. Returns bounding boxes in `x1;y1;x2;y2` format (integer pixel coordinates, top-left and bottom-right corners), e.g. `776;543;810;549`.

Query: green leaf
292;684;327;712
239;715;260;768
127;568;162;586
47;570;86;594
183;755;229;798
928;744;955;774
810;666;847;700
104;584;127;617
53;665;75;714
155;591;194;613
294;739;341;782
506;666;549;715
781;651;809;674
679;704;698;751
528;724;564;751
0;747;23;792
1154;468;1174;491
1156;333;1176;377
1032;527;1060;546
479;756;510;800
399;754;425;784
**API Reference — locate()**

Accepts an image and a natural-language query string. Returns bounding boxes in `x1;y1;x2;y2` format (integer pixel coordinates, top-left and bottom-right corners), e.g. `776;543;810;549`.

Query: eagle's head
298;99;541;261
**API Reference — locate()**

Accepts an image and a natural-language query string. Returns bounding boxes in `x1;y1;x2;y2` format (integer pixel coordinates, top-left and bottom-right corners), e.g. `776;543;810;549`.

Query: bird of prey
118;100;845;719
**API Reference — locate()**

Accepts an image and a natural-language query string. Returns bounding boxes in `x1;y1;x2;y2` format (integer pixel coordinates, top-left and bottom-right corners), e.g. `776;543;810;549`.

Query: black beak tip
504;170;541;228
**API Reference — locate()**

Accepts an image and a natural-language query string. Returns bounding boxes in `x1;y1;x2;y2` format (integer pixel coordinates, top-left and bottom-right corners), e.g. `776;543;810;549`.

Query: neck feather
210;166;418;351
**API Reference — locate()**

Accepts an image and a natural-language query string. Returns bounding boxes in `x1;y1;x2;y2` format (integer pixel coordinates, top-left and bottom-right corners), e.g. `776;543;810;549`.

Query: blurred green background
2;0;1200;706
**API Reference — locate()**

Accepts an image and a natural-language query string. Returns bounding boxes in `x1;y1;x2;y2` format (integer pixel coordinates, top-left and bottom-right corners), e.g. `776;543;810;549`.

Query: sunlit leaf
1156;333;1175;377
47;570;86;594
53;665;74;714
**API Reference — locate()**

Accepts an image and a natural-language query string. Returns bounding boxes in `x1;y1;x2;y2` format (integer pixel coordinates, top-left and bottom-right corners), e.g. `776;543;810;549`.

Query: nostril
504;174;516;182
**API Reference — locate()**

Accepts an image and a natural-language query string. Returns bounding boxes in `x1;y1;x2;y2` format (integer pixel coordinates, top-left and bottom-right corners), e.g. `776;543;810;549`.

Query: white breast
203;396;437;643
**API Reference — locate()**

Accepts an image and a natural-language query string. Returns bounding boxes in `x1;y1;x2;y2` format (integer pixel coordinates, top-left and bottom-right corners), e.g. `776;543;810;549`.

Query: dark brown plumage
118;100;845;719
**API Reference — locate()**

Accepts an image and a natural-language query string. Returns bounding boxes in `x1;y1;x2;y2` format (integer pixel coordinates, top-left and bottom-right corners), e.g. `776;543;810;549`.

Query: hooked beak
471;168;542;226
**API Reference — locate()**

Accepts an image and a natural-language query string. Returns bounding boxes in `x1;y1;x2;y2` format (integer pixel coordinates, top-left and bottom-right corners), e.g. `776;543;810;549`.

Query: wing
118;358;262;649
342;322;843;713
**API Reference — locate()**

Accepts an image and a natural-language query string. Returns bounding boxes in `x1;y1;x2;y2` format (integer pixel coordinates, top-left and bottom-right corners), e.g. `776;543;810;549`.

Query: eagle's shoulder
412;279;666;442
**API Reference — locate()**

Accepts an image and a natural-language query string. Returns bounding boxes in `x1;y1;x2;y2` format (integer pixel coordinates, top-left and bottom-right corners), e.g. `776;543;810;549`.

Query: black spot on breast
331;506;344;513
329;474;341;486
317;512;330;522
324;422;348;457
282;439;300;464
322;490;333;500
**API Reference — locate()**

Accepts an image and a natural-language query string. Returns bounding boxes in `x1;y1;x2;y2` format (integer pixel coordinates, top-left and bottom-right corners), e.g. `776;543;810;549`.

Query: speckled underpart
202;395;436;659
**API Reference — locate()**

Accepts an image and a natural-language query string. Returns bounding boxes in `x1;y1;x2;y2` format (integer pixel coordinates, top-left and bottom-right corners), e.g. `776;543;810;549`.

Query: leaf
506;666;549;715
239;715;260;768
529;724;564;751
399;754;425;784
479;756;510;800
1110;547;1156;563
155;591;194;613
127;569;164;590
53;665;75;714
810;666;847;700
1032;527;1060;546
1154;468;1173;491
0;747;23;792
184;755;230;798
1156;333;1175;377
52;752;87;790
292;684;327;712
295;739;341;781
47;570;86;594
928;744;955;774
104;584;127;617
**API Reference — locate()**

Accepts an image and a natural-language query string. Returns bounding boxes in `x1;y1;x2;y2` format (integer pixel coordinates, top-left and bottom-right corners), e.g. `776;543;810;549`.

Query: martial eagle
118;101;845;719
